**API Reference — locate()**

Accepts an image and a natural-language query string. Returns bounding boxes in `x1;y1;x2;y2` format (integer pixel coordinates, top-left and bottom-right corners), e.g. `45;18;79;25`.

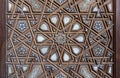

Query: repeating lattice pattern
6;0;114;78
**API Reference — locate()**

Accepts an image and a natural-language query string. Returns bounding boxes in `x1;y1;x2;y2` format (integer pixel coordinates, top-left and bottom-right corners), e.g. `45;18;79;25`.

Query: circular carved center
54;33;66;44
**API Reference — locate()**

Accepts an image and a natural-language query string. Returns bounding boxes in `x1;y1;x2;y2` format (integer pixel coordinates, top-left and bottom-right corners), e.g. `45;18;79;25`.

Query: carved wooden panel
6;0;114;78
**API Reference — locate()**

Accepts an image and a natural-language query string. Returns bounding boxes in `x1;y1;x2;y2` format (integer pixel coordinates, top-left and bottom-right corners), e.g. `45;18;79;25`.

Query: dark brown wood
116;0;120;78
0;0;120;78
113;0;116;78
0;0;6;78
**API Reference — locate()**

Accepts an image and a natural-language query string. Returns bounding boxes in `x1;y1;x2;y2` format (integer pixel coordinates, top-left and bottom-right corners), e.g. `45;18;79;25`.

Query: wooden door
0;0;119;78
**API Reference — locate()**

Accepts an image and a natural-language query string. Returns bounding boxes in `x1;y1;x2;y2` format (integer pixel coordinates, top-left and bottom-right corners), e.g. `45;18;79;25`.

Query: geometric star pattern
6;0;114;78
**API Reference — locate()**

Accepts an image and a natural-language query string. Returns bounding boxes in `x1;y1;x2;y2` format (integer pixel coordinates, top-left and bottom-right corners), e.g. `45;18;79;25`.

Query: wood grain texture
0;0;120;78
116;0;120;78
0;0;6;78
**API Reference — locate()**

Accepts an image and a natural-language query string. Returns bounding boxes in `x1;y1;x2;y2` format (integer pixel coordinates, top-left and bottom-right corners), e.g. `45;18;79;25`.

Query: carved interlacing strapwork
6;0;114;78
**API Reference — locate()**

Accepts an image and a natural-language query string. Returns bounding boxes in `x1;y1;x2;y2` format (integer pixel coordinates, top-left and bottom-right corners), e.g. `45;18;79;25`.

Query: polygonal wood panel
6;0;114;78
